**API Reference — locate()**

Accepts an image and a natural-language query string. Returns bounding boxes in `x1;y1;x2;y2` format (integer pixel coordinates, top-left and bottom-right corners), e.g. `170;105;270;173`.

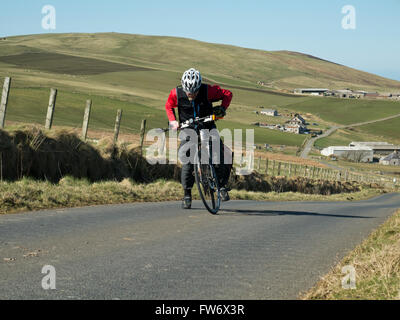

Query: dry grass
301;209;400;300
0;126;177;183
229;188;383;202
0;178;180;214
0;177;383;215
229;172;363;195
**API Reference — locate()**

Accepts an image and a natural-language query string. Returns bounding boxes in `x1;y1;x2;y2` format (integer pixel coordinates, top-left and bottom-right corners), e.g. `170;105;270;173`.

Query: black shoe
220;187;230;202
182;196;192;209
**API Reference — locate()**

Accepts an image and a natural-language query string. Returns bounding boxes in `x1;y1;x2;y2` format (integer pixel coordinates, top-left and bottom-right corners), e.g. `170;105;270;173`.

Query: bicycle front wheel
194;152;221;215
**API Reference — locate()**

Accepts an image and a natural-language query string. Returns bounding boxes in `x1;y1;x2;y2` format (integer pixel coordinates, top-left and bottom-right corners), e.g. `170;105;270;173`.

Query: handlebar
180;114;216;129
161;114;224;132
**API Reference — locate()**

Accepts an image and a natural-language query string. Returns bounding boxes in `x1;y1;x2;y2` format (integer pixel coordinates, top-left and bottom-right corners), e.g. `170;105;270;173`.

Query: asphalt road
300;126;339;159
1;193;400;300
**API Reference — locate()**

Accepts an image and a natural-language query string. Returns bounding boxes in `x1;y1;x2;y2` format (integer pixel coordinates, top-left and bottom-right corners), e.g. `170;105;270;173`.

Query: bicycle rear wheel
194;152;221;215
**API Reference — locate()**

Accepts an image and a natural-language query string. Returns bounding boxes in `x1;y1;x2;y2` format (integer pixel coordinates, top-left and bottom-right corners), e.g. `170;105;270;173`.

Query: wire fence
239;154;399;189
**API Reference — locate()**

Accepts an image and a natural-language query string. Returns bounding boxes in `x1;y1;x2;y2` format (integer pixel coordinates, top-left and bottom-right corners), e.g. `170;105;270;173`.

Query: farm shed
333;89;353;98
321;146;373;163
294;88;330;95
260;109;278;116
349;142;400;156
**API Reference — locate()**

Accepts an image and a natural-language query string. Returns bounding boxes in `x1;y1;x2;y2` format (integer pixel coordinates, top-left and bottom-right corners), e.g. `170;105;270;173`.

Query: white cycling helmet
181;68;202;94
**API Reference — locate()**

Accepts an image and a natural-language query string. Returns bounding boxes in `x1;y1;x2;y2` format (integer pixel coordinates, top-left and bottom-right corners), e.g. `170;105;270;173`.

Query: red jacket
165;85;233;122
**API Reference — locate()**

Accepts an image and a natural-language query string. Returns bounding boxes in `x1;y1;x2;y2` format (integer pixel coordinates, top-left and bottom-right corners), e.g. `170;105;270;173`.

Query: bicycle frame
182;115;222;214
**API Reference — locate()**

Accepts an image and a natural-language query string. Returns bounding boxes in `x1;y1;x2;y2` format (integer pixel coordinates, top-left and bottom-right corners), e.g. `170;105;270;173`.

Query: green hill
1;33;400;92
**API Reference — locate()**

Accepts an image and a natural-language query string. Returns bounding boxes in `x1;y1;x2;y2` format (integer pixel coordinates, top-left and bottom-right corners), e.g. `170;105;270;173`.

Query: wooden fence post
277;162;281;176
81;99;92;141
294;164;297;177
265;158;269;175
45;88;57;130
114;109;123;144
257;157;261;171
288;163;292;177
272;160;276;176
140;119;147;156
0;77;11;129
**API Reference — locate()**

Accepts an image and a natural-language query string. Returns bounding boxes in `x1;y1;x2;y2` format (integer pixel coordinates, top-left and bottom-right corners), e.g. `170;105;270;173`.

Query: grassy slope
5;87;167;134
357;117;400;142
217;119;305;147
0;33;399;149
3;33;400;92
316;124;400;150
285;97;400;125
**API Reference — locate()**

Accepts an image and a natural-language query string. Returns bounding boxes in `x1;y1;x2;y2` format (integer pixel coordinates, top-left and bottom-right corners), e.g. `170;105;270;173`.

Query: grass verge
0;176;385;215
302;209;400;300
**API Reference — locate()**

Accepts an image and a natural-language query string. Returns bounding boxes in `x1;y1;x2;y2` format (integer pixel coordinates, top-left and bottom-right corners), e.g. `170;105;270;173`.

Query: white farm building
260;109;278;116
294;88;330;95
321;146;374;163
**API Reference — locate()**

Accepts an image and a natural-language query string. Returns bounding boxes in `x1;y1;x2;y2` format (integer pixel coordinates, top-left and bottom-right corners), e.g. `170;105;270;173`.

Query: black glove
213;106;226;118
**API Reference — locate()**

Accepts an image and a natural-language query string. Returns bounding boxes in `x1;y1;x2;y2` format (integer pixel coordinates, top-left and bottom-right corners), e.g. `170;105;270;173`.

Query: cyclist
165;68;233;209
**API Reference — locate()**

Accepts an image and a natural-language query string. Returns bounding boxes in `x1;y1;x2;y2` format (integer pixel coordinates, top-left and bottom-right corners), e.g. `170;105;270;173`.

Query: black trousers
179;131;232;191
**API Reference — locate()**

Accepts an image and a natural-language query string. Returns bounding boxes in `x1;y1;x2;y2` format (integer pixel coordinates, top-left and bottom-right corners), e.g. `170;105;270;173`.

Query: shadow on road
217;209;374;219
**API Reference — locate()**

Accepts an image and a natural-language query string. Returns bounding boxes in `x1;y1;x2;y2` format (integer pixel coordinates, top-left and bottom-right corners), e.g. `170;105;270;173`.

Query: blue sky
1;0;399;80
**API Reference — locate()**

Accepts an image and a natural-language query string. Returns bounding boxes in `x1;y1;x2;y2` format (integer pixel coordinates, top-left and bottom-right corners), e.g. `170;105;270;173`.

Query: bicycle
163;114;223;214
